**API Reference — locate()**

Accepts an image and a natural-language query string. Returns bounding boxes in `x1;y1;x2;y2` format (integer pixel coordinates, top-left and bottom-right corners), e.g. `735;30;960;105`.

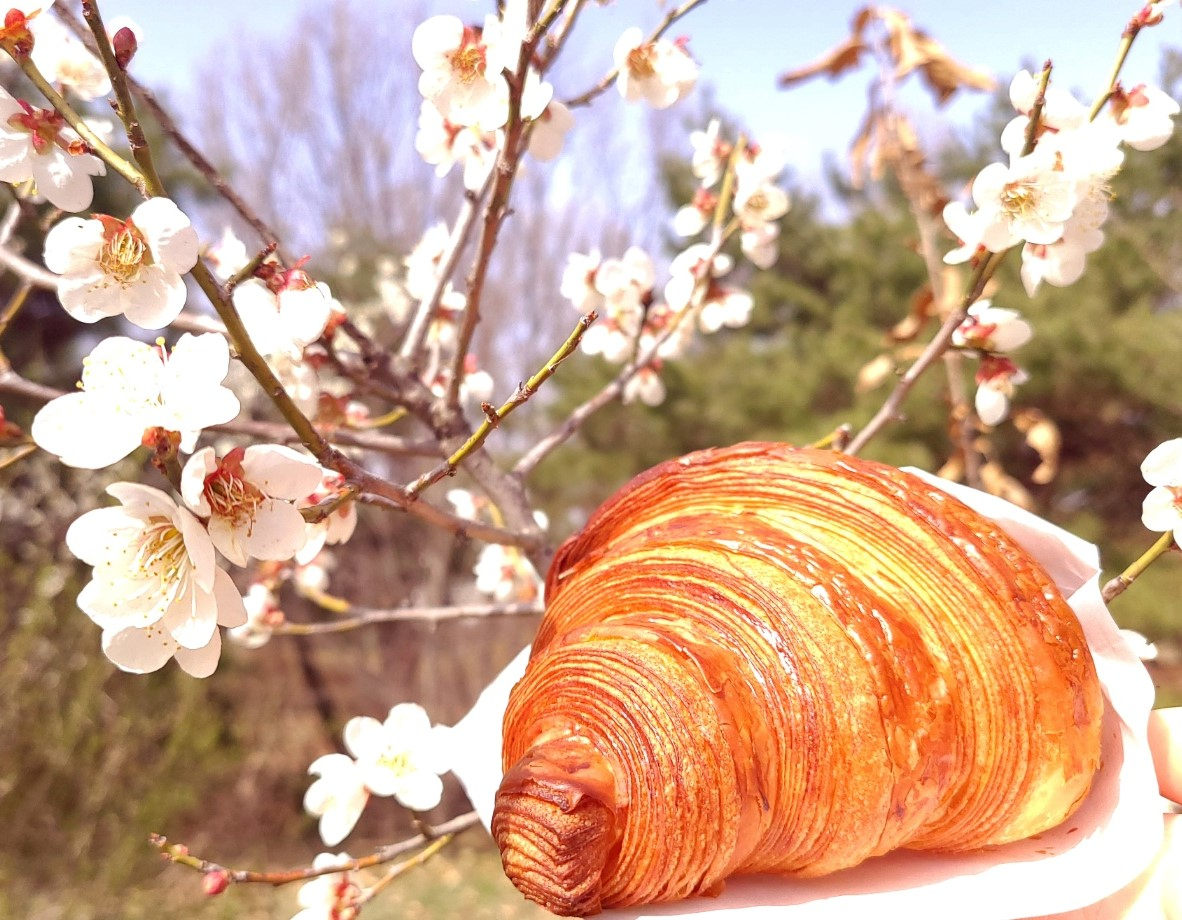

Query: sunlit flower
29;12;110;99
1102;82;1179;151
31;333;240;469
304;755;369;846
0;86;104;211
690;118;729;187
43;197;199;328
66;482;246;677
1019;223;1104;296
972;151;1077;251
1140;437;1182;544
623;363;666;406
613;27;697;109
412;9;520;128
344;703;452;811
181;444;323;567
559;249;603;313
232;263;338;358
292;853;361;920
952;300;1032;353
475;543;541;602
527;99;574;162
974;354;1028;425
673;187;717;238
741;221;780;269
227;582;283;649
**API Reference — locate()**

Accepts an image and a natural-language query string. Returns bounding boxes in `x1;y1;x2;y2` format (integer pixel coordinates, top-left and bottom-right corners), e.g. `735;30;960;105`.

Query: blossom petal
343;716;385;762
43;215;102;274
174;628;222;678
1141;486;1179;532
134;197;199;273
1141;438;1182;487
102;624;177;674
161;578;219;650
393;771;444;812
31;392;144;468
120;268;187;329
240;500;311;562
241;445;324;499
213;568;247;628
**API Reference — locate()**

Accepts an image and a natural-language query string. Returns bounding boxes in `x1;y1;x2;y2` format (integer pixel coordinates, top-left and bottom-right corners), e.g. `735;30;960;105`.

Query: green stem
1101;530;1176;602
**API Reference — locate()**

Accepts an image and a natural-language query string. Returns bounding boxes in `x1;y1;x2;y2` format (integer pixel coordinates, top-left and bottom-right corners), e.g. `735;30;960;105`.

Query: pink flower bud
112;27;137;70
203;870;230;896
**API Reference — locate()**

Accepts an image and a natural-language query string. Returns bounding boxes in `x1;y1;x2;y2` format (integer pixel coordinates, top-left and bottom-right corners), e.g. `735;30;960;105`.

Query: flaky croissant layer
493;444;1103;916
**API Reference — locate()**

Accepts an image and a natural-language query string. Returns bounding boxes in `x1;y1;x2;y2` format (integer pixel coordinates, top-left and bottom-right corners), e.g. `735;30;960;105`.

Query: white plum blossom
227;582;283;649
623;364;666;406
527;99;574;162
404;220;451;301
952;300;1033;353
1102;83;1180;151
29;12;110;99
344;703;452;812
181;445;323;567
942;200;989;265
1140;437;1182;545
690;118;729;187
0;86;104;211
297;472;359;565
292;853;361;920
614;27;698;109
741;221;781;269
595;246;654;318
475;543;541;602
1020;224;1105;296
232;264;339;359
974;355;1029;426
972;150;1077;251
673;186;718;238
732;170;790;229
43;197;199;328
206;225;250;281
66;482;246;677
31;333;240;469
412;9;521;128
415;99;498;191
1000;69;1087;158
560;249;603;313
304;755;369;846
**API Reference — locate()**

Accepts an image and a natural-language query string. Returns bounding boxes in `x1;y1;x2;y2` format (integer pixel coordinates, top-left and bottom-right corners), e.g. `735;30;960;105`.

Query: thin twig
151;811;480;887
358;834;454;905
1102;531;1176;602
407;311;595;497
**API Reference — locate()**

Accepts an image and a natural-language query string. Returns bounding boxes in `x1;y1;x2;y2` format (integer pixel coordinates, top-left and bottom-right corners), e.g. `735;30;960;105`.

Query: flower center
627;44;657;78
449;33;487;85
6;101;67;154
331;876;361;920
1000;179;1043;221
378;748;412;775
133;516;189;584
98;218;151;284
203;447;266;530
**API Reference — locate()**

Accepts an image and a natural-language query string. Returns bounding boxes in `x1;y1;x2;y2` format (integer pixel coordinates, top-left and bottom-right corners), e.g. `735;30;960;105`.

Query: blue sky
110;0;1179;179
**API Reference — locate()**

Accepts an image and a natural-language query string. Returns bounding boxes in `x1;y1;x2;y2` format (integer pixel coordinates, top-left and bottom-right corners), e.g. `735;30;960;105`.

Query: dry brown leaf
856;352;896;393
1012;408;1062;485
890;285;934;343
980;460;1035;510
778;36;867;87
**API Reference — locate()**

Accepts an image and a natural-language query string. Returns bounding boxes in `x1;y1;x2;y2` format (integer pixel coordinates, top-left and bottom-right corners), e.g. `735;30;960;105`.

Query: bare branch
272;600;542;636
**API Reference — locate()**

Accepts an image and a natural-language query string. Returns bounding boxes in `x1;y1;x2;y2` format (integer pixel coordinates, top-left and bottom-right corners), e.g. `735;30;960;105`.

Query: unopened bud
112;27;137;70
202;870;230;896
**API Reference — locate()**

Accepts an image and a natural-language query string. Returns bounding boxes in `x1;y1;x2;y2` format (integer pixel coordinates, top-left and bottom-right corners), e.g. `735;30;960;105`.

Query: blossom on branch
181;444;323;566
1101;82;1180;151
344;703;452;811
297;472;358;564
613;27;698;109
65;483;247;677
292;853;361;920
1140;437;1182;544
304;755;369;847
31;333;240;469
232;261;339;359
0;86;104;211
43;197;199;327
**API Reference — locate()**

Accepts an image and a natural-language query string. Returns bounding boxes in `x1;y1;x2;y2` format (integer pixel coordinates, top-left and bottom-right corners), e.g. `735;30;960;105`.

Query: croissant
492;443;1104;916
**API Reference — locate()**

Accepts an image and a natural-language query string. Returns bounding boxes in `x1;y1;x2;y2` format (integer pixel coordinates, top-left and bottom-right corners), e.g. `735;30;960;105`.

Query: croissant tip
493;740;620;917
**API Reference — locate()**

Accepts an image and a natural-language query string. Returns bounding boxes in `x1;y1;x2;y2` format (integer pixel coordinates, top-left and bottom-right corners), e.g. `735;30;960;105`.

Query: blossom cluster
304;703;452;846
556;122;788;406
942;67;1179;424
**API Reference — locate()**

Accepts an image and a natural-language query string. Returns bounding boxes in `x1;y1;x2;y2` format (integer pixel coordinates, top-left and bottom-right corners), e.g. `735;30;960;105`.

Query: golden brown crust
494;444;1103;915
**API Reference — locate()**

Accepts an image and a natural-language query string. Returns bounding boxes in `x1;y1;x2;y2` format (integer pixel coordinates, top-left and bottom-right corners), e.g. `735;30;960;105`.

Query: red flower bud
112;27;138;70
202;870;230;896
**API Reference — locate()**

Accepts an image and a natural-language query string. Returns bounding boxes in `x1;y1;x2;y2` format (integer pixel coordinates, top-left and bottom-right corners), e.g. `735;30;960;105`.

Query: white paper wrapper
450;472;1161;919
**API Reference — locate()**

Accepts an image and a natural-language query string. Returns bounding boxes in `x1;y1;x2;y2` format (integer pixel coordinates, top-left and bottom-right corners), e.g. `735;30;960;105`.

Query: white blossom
232;266;338;359
344;703;452;811
291;853;361;920
181;445;323;567
613;27;697;109
972;151;1077;251
304;755;369;846
66;482;246;677
31;333;240;469
623;365;666;406
952;300;1033;353
29;12;110;99
474;543;540;602
0;86;104;212
1102;83;1180;151
297;472;359;565
1140;437;1182;545
43;197;199;328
